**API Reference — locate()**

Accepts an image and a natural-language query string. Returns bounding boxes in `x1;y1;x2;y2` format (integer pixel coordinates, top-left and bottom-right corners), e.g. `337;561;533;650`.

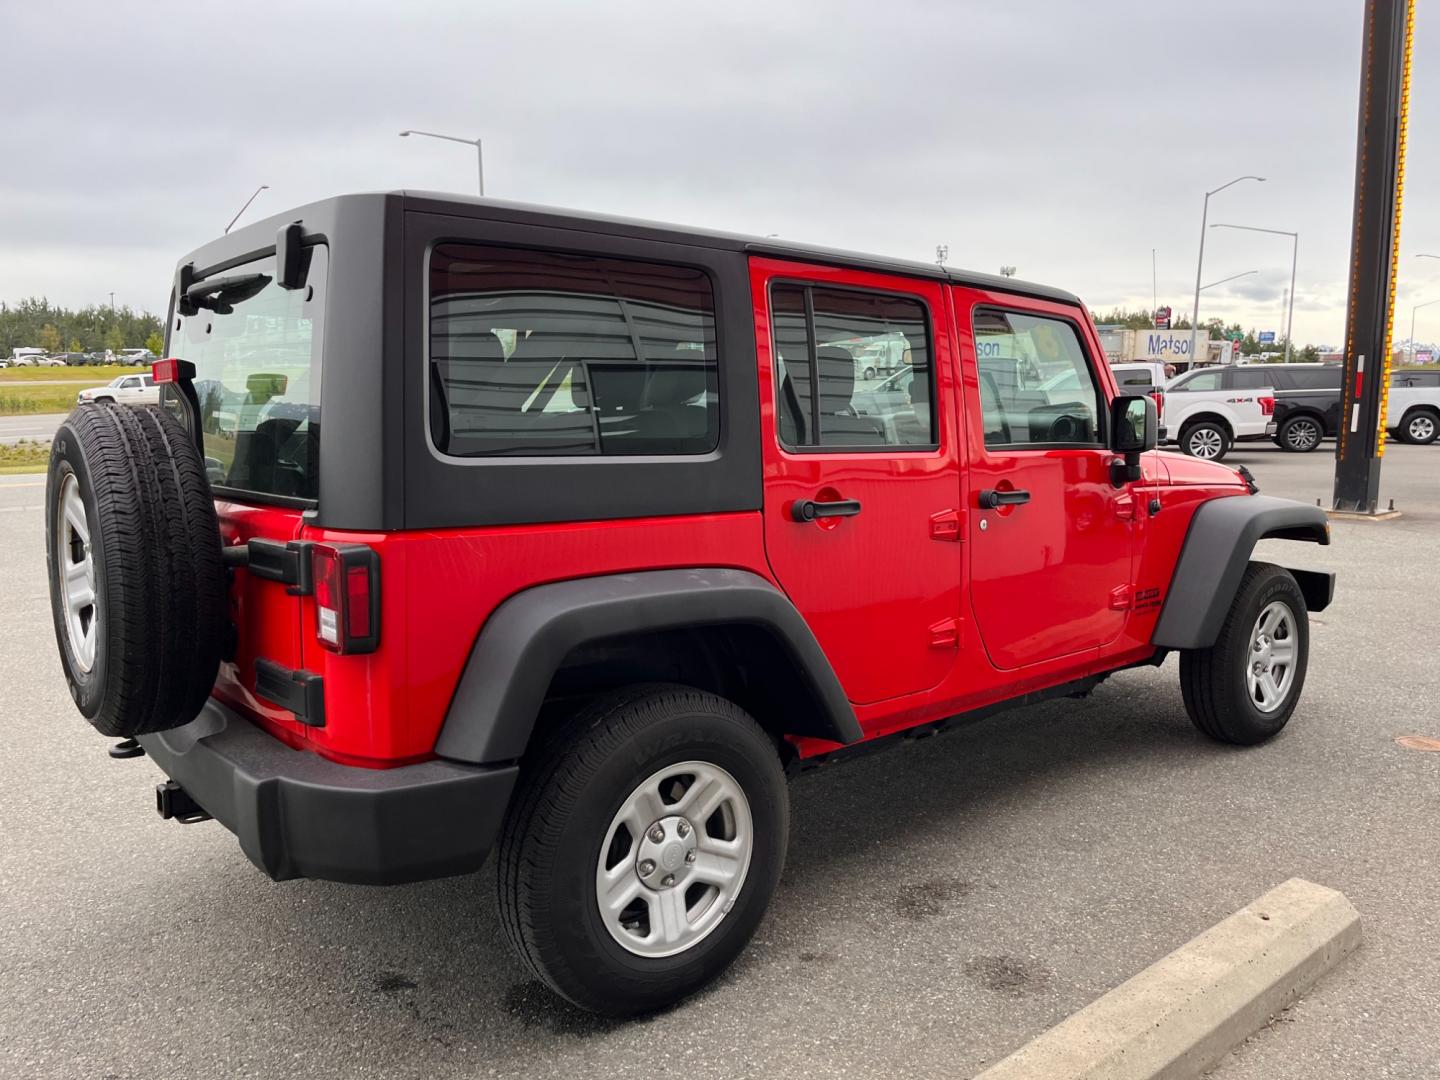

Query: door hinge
1109;585;1133;611
929;508;964;542
928;616;961;649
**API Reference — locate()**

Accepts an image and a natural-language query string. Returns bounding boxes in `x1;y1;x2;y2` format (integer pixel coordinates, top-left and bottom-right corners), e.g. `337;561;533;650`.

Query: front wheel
1278;415;1323;452
496;685;788;1016
1180;563;1309;745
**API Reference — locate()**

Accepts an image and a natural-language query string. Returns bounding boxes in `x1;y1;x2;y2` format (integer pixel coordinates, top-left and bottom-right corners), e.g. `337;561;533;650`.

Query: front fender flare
435;568;861;764
1152;494;1331;650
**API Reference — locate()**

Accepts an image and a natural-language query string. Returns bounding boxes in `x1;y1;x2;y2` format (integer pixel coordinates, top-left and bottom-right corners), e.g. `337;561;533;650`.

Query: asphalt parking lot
1;442;1437;1079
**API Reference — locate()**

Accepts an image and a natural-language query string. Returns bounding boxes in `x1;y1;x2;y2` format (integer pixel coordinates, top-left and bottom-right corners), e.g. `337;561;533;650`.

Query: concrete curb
974;878;1362;1080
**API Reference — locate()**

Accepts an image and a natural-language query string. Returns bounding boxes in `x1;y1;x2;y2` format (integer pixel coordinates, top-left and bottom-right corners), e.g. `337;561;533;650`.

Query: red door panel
952;289;1135;671
752;257;962;706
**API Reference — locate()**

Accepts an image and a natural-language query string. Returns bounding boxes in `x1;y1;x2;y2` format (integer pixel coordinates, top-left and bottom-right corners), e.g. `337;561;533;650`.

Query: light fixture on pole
1409;297;1440;362
399;130;485;195
935;244;949;265
224;184;269;235
1189;176;1266;366
1417;253;1440;260
1209;223;1298;362
999;265;1016;278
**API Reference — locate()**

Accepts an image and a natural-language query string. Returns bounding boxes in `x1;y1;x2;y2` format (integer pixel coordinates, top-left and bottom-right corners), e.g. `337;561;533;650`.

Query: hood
1154;449;1249;489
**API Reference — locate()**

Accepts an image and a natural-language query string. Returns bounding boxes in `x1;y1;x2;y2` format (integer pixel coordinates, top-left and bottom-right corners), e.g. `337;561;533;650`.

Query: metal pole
1333;0;1415;513
477;140;485;197
1189;176;1265;367
1410;299;1440;362
1152;249;1157;315
399;130;485;196
1189;194;1210;366
224;184;269;235
1285;233;1297;363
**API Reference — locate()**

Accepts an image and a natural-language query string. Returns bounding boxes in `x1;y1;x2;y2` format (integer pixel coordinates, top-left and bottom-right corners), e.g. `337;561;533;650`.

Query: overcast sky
4;0;1438;348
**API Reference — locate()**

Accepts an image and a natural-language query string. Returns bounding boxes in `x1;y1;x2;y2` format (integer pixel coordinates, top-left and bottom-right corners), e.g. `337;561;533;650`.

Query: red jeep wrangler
45;193;1334;1016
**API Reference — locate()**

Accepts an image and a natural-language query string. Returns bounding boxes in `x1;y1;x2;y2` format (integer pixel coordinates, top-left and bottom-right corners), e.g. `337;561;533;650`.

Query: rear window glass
1230;368;1273;389
428;244;719;457
167;247;326;502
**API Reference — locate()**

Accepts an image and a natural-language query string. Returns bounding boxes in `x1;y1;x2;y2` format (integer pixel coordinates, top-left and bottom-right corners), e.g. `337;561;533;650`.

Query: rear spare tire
46;403;226;738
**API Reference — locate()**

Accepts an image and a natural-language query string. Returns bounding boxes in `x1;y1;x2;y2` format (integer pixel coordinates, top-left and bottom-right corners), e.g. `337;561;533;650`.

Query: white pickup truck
1388;371;1440;444
1161;366;1278;460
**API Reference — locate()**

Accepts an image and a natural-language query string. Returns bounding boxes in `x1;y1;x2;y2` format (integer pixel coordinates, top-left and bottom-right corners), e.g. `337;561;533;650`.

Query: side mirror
1109;394;1157;484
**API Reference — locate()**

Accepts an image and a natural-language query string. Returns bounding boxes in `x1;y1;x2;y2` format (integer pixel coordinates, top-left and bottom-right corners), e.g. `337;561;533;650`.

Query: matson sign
1136;331;1203;361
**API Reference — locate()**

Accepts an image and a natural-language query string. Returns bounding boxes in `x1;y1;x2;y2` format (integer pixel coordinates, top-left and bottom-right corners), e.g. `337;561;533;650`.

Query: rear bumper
138;700;518;885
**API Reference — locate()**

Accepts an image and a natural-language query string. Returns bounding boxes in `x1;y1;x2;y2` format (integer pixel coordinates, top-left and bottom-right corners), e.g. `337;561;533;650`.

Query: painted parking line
0;505;41;512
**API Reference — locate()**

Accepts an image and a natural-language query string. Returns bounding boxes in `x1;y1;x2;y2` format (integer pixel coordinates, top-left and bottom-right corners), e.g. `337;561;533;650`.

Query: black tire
1398;409;1439;445
1278;414;1323;453
1180;420;1231;461
497;684;788;1016
46;403;226;738
1180;562;1309;746
863;366;877;380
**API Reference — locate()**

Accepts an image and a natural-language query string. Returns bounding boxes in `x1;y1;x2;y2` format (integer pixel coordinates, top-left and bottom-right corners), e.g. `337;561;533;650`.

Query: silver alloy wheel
55;472;98;673
1246;600;1297;713
595;760;753;959
1188;427;1224;459
1285;418;1321;450
1407;414;1436;442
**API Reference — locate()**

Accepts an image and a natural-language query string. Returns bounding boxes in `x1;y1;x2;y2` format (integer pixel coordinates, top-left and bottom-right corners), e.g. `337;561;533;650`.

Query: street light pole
1200;269;1259;291
224;184;269;235
1190;176;1266;367
1409;298;1440;362
1209;222;1298;362
399;130;485;196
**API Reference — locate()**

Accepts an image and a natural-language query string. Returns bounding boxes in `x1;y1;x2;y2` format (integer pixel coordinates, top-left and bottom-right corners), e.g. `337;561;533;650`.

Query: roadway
0;446;1436;1079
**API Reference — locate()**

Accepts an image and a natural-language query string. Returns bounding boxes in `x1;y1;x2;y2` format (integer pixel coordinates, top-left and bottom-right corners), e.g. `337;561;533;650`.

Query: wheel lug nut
638;859;655;876
685;851;697;864
676;821;690;838
661;874;676;887
647;825;665;843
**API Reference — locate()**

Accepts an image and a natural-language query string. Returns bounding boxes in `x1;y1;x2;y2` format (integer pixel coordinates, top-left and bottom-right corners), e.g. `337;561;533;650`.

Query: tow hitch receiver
155;780;212;825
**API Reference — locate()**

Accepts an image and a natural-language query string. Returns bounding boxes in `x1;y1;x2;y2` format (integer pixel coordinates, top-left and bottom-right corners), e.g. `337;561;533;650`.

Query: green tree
68;337;83;353
104;325;126;353
38;323;61;353
144;330;164;356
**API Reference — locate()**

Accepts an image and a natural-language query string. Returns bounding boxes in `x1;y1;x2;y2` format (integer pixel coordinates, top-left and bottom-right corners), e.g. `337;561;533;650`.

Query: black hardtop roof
182;190;1082;307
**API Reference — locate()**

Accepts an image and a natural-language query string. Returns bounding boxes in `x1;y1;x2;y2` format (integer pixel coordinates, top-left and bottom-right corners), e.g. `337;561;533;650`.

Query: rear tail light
1259;395;1276;416
1149;390;1165;420
311;543;380;654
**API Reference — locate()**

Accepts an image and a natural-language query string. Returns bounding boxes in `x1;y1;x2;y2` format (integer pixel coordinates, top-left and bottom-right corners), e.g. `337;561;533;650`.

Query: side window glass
770;284;934;449
428;244;718;456
1230;369;1270;389
973;310;1101;447
1175;370;1221;391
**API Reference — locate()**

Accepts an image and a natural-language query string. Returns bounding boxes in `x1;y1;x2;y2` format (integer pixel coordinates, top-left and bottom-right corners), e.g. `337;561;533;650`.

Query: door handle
791;498;862;522
977;488;1031;509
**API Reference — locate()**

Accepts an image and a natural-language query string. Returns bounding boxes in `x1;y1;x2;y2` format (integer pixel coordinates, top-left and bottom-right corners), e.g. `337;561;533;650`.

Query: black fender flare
1152;495;1333;650
434;568;861;764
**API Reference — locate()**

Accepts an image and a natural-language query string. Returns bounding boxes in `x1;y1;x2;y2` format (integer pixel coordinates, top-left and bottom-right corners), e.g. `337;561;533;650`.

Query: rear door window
168;247;326;502
428;244;718;456
1171;369;1221;391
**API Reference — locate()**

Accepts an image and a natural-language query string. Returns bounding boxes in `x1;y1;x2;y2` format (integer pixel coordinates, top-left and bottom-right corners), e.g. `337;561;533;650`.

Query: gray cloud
3;0;1438;346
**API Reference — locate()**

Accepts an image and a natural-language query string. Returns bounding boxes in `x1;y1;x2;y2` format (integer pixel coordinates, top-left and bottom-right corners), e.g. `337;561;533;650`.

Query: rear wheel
1278;415;1323;452
1180;421;1230;461
497;685;788;1016
1180;563;1309;745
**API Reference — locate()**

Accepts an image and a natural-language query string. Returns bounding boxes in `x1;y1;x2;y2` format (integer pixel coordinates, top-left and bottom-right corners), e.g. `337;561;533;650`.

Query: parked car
44;192;1334;1018
118;348;158;365
1241;364;1343;453
1162;365;1277;459
75;373;160;406
1387;375;1440;445
40;355;71;367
